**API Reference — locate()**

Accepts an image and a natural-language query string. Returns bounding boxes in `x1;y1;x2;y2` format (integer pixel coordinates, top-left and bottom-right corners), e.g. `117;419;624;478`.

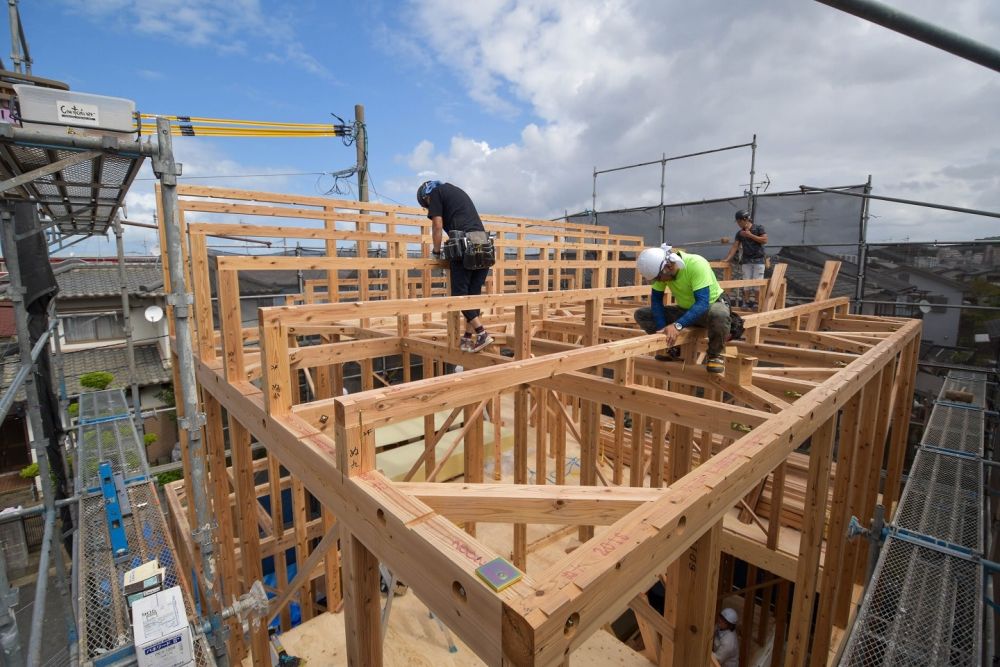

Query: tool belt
441;230;496;270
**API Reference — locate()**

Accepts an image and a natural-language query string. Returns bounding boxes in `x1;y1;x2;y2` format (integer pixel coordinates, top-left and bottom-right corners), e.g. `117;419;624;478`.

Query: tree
79;371;114;391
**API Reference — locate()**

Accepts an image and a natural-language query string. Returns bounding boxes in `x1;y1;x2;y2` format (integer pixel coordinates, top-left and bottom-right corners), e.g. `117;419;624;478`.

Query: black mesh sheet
569;186;866;260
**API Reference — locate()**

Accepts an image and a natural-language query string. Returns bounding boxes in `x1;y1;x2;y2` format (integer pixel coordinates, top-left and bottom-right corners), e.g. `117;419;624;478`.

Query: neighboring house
776;246;917;309
887;265;964;347
54;260;169;360
779;247;967;349
866;247;967;347
0;302;13;345
0;259;178;468
52;260;176;462
0;369;30;474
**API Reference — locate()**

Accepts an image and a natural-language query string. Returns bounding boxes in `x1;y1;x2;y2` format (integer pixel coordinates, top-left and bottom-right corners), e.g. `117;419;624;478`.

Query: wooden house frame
157;185;920;666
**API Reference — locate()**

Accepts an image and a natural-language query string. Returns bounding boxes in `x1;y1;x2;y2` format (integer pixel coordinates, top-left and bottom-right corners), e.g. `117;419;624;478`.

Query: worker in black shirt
417;180;494;352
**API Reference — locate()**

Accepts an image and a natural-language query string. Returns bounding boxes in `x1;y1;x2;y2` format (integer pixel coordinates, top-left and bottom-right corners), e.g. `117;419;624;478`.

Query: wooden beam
396;483;665;524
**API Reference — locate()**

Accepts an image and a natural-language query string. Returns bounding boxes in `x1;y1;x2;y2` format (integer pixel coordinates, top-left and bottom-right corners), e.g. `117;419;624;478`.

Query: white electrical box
12;84;135;135
131;586;195;667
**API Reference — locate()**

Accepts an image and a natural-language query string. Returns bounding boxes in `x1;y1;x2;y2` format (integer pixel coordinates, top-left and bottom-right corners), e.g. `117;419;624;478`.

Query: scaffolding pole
591;139;757;240
152;116;228;664
815;0;1000;73
0;528;22;667
853;175;872;313
113;215;143;433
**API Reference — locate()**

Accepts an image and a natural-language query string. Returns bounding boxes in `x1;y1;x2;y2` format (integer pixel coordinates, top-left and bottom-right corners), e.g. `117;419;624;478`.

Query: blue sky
20;1;1000;255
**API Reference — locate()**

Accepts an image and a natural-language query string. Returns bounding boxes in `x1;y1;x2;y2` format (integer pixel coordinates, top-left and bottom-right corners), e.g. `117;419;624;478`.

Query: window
63;313;124;343
927;295;948;314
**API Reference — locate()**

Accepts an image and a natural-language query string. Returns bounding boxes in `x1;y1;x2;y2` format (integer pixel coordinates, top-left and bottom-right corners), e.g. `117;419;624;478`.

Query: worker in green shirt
634;244;731;373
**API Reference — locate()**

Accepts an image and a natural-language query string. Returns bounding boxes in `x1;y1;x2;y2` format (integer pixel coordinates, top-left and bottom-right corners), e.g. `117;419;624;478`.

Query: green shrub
67;402;79;417
143;433;159;447
156;469;183;486
80;371;114;391
19;463;38;479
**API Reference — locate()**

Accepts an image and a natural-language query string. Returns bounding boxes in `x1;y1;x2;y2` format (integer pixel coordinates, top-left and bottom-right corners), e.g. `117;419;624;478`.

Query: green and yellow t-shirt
651;252;723;308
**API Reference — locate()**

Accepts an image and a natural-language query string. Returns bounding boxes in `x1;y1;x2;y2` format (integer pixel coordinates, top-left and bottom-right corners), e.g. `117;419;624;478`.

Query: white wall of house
56;297;168;352
898;272;963;346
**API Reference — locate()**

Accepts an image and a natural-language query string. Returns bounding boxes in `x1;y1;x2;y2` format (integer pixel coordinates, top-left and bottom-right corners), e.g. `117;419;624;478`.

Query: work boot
706;355;725;374
654;346;682;362
470;330;494;353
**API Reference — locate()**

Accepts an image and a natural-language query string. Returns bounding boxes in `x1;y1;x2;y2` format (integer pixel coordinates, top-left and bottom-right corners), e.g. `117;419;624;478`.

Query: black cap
735;209;750;220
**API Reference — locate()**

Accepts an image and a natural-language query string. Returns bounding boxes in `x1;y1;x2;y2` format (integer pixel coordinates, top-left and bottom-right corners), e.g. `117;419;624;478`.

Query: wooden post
811;389;863;660
769;581;791;667
883;337;919;519
535;387;548;484
579;298;601;542
337;422;382;666
514;305;531;567
783;417;837;666
670;521;723;666
201;393;244;659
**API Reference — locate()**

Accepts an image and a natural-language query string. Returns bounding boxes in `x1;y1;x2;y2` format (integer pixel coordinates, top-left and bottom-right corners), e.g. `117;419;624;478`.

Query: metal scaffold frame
74;389;219;666
0;119;230;665
840;369;990;665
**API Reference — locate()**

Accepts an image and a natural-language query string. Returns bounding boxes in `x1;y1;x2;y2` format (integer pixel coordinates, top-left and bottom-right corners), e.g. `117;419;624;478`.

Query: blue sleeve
650;288;667;330
676;287;710;327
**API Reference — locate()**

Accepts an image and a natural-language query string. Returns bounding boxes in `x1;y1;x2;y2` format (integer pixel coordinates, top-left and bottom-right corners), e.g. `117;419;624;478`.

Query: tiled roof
0;342;170;402
54;263;165;298
777;247;914;299
60;343;170;396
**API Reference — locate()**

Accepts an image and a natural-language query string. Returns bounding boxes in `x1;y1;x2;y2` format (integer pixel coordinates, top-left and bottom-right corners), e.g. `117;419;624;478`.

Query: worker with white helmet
713;607;739;667
634;244;731;373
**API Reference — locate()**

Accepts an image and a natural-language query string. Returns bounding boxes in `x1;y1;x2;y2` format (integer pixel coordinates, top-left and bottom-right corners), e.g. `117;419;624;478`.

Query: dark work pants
450;261;490;322
633;300;731;356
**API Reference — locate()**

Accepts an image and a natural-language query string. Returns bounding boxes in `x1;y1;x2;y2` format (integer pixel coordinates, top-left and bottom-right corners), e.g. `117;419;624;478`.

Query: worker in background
724;208;768;308
713;608;740;667
417;180;494;352
634;244;731;373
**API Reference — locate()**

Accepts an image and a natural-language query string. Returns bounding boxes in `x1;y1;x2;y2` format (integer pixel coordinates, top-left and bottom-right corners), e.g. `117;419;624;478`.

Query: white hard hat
721;608;738;624
636;247;668;281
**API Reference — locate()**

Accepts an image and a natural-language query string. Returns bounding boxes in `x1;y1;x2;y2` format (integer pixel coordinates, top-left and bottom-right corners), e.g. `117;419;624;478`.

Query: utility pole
113;215;142;433
354;104;368;203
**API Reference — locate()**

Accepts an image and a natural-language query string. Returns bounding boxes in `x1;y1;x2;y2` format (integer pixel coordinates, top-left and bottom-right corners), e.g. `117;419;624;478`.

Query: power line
135;171;327;182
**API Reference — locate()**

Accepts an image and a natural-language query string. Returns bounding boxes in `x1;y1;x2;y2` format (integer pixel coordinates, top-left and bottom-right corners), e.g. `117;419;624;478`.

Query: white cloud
389;0;1000;240
63;0;335;81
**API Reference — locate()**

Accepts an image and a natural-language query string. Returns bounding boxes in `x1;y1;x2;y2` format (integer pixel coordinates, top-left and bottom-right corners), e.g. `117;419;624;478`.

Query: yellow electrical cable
137;113;339;129
136;126;342;138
